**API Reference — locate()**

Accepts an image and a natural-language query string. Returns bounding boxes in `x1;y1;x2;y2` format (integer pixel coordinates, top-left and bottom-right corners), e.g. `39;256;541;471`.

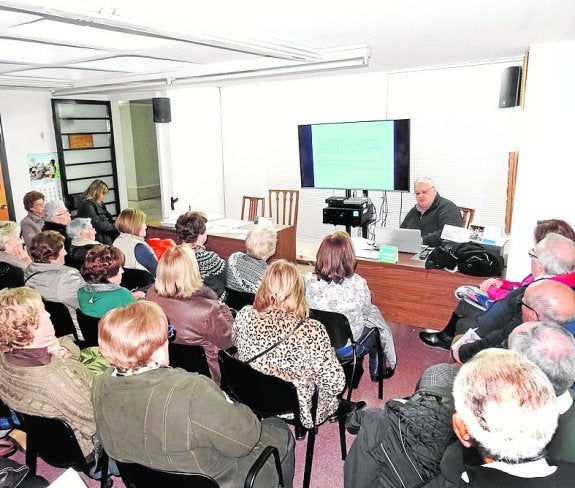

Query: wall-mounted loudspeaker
499;66;522;108
153;97;171;123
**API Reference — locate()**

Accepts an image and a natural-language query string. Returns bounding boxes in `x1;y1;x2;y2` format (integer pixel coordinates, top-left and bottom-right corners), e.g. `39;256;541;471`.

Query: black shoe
328;399;367;422
371;367;395;382
295;425;307;440
419;331;452;350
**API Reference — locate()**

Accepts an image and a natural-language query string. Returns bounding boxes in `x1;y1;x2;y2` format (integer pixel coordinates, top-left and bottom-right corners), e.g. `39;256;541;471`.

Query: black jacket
77;200;119;245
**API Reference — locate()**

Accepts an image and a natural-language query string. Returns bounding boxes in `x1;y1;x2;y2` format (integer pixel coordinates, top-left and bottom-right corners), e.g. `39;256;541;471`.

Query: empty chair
168;342;211;378
17;412;109;488
76;309;100;347
116;445;283;488
241;196;265;222
43;299;79;341
310;309;384;400
459;207;475;229
268;190;299;228
219;347;346;488
120;268;155;290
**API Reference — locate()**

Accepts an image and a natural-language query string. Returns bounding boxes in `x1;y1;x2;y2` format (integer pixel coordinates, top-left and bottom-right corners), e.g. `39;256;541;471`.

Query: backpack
425;242;502;277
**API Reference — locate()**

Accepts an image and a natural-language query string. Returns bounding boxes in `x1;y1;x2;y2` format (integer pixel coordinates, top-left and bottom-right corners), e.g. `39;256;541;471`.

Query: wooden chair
17;412;110;488
309;309;384;400
459;207;475;229
268;190;299;228
116;445;283;488
219;347;346;488
241;196;265;222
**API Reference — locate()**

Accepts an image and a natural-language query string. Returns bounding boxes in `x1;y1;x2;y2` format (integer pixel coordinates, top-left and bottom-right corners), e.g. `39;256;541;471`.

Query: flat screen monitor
298;119;410;191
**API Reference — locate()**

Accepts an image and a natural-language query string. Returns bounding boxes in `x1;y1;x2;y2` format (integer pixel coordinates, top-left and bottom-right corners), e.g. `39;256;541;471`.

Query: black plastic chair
116;445;283;488
309;308;384;400
76;309;101;347
43;299;79;341
17;412;110;488
168;342;211;378
224;287;255;313
219;347;345;488
120;268;155;291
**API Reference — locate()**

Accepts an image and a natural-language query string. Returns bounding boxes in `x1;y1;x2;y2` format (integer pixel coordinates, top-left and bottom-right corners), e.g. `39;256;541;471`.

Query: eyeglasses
55;211;70;217
528;248;538;260
521;300;538;317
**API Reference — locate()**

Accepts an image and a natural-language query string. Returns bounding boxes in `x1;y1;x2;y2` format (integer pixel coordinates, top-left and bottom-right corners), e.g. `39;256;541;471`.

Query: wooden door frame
0;113;15;220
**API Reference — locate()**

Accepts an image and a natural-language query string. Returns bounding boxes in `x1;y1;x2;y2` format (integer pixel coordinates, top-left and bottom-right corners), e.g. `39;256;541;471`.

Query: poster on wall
27;152;63;203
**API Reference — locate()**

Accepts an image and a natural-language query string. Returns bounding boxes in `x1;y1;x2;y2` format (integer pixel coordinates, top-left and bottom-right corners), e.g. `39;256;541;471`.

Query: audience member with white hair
450;348;575;486
66;217;99;267
226;226;277;293
42;199;72;252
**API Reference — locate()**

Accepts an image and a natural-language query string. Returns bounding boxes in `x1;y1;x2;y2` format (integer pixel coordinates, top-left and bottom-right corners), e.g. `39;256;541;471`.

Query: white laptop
374;227;423;254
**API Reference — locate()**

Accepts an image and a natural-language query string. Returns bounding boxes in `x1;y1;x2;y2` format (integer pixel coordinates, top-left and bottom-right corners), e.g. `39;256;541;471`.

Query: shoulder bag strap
246;317;306;364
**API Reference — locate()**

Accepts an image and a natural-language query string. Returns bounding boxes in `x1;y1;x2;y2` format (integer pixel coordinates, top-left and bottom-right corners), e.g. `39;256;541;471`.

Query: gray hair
511;322;575;395
535;233;575;275
453;348;558;463
66;218;92;239
44;199;67;221
0;221;20;250
245;227;277;260
413;177;435;189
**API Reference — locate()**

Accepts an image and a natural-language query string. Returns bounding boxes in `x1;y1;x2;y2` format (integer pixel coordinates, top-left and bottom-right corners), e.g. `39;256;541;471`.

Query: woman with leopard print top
233;260;346;429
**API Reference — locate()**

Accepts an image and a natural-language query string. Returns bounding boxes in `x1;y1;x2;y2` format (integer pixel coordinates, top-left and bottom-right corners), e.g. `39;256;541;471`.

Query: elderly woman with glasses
66;217;100;267
0;221;32;288
20;191;45;251
92;300;295;487
42;199;72;252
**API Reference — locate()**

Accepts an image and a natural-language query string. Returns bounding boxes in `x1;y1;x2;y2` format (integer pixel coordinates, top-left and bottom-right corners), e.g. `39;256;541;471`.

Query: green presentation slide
311;121;394;189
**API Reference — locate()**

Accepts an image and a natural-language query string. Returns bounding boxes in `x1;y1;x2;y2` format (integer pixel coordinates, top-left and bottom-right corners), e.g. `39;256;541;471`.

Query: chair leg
99;451;110;488
338;416;347;460
25;435;37;476
302;426;316;488
375;329;384;400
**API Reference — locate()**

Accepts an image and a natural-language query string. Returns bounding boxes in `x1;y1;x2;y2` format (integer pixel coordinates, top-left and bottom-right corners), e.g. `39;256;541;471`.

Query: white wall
0;90;56;222
218;63;521;241
506;40;575;279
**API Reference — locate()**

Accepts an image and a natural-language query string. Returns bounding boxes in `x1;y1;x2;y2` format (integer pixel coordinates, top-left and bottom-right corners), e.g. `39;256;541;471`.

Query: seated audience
433;322;575;487
146;245;233;383
450;349;575;486
0;221;31;288
78;245;142;318
304;231;397;379
20;191;45;251
234;259;356;432
42;199;72;252
420;233;575;352
24;231;85;338
451;268;575;364
0;287;96;457
77;179;118;245
113;208;157;276
93;300;295;487
226;227;277;293
175;211;226;297
400;177;462;247
66;217;99;268
480;218;575;301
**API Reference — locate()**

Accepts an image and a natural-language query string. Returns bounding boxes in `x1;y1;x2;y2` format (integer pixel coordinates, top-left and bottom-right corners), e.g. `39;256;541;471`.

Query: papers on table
351;237;380;260
206;219;250;238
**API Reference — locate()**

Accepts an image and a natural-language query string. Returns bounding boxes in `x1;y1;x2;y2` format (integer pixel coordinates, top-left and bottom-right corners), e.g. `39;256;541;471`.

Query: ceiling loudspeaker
153;97;171;123
499;66;522;108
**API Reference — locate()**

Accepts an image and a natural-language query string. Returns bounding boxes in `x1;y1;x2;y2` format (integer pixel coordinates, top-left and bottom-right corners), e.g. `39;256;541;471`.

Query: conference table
146;219;296;262
354;253;484;329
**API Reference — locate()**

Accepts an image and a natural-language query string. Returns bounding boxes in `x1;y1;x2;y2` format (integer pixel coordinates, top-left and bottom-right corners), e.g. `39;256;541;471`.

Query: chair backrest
17;412;88;471
168;342;211;378
117;460;220;488
0;262;25;289
459;207;475;229
309;309;354;350
120;268;155;290
241;196;265;222
43;299;78;339
224;287;255;312
218;348;302;422
268;190;299;228
76;309;101;347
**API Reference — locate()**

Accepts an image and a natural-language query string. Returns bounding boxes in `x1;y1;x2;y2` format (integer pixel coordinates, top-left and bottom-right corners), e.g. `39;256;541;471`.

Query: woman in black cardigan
77;179;119;245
